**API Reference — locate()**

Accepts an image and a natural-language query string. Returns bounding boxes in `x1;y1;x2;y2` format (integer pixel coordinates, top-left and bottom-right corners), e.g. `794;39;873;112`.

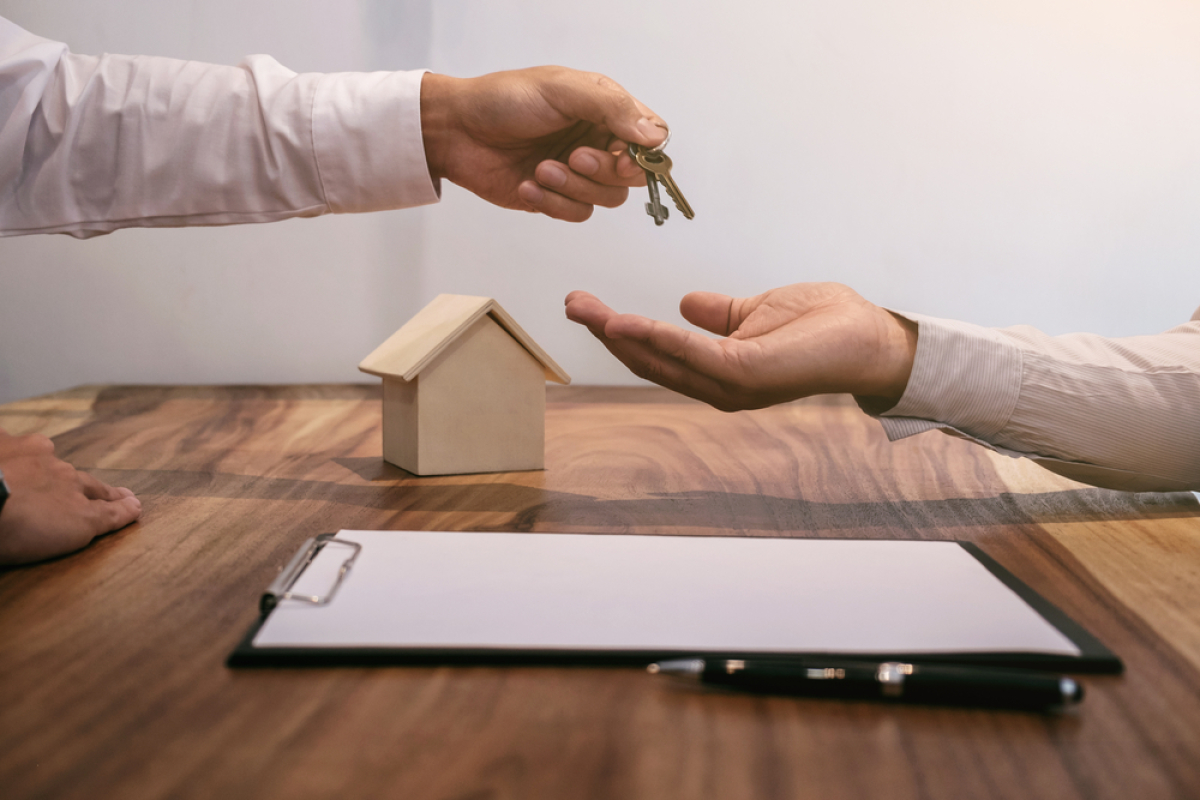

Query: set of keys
629;134;694;226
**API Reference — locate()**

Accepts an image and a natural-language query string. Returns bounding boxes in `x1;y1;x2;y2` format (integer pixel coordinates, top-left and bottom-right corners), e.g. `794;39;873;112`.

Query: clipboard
228;530;1121;673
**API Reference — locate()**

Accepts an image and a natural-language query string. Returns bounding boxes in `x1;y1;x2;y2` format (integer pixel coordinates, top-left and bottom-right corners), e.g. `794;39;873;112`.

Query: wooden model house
358;295;571;476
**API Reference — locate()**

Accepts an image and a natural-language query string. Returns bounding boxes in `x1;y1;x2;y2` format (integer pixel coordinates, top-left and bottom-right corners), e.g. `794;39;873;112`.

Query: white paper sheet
252;530;1081;656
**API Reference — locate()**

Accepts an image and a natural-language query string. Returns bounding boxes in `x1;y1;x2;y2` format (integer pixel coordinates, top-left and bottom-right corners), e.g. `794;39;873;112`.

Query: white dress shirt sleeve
869;306;1200;492
0;16;440;238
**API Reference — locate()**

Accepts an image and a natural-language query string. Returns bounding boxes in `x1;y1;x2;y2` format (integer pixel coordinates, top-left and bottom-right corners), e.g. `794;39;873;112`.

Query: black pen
647;658;1084;711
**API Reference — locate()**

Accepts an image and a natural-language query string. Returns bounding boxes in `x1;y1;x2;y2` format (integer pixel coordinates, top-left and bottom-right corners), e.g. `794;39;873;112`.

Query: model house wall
361;294;570;476
381;315;547;475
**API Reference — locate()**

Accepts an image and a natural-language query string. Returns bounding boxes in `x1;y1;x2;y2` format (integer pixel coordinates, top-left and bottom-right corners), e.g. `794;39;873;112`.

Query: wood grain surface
1;384;1198;800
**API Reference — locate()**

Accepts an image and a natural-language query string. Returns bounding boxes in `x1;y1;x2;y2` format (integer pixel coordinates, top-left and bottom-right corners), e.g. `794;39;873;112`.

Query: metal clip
261;533;362;614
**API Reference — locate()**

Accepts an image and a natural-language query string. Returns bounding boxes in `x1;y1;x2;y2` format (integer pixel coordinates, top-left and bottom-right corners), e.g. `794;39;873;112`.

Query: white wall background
2;0;1199;404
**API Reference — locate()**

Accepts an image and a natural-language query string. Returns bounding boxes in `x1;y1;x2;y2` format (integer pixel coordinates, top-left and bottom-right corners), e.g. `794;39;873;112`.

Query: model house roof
358;294;571;384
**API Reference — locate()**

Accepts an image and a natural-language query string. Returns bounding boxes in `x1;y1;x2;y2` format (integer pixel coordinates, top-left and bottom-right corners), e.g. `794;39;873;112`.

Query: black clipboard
228;532;1122;673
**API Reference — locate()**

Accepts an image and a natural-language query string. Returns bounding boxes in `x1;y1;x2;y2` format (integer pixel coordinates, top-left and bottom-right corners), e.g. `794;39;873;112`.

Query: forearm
871;310;1200;492
0;16;438;238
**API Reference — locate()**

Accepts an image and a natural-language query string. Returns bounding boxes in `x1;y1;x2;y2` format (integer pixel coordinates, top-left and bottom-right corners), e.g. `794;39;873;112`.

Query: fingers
588;320;743;409
517;181;594;222
77;470;132;502
565;291;619;330
567;291;732;380
521;144;647;221
544;70;668;150
534;160;630;208
565;291;749;408
0;432;143;563
56;468;142;534
568;147;645;186
565;289;598;307
603;314;734;381
90;496;142;536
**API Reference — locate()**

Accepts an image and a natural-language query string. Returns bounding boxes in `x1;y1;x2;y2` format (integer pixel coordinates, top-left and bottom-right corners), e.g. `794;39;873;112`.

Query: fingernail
637;117;662;142
518;182;545;205
539;162;568;188
574;152;600;176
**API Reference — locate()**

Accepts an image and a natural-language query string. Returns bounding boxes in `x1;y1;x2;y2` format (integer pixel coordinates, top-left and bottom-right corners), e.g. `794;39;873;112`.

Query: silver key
634;147;695;221
631;144;669;225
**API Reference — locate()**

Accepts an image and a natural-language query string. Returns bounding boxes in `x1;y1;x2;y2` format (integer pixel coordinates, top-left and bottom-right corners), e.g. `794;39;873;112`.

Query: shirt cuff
310;68;441;213
872;312;1024;443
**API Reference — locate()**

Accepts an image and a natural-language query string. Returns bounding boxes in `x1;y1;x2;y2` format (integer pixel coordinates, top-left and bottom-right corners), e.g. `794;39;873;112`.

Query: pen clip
261;533;362;614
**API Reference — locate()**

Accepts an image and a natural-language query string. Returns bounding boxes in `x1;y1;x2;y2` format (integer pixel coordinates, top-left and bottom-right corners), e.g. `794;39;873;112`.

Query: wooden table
2;384;1199;800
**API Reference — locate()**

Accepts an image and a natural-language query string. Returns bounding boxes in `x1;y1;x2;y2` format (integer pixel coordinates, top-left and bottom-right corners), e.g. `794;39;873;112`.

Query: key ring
649;125;671;153
628;124;670;159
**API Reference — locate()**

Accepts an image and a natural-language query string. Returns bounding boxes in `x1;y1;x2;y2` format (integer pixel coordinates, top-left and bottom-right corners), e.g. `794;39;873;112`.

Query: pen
647;658;1084;711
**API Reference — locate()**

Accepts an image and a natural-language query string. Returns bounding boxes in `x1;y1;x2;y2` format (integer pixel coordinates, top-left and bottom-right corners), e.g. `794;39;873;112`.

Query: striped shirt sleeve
868;306;1200;492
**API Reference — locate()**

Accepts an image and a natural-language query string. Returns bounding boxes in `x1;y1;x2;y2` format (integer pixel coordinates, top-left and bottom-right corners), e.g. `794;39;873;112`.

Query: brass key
633;147;695;221
630;144;669;225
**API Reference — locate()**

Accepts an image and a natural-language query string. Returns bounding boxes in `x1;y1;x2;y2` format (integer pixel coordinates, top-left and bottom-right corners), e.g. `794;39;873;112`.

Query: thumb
680;292;738;335
544;71;668;148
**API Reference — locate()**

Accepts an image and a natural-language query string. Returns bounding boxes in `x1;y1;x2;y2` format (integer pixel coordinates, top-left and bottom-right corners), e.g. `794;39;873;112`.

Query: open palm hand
565;283;918;411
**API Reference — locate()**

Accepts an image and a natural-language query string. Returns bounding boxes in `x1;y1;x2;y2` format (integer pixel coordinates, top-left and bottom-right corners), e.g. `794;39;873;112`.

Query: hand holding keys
630;132;695;226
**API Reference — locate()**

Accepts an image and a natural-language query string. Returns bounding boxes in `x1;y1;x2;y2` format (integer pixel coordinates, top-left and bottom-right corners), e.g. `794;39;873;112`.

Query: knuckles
50;459;78;481
11;433;56;457
597;187;629;208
